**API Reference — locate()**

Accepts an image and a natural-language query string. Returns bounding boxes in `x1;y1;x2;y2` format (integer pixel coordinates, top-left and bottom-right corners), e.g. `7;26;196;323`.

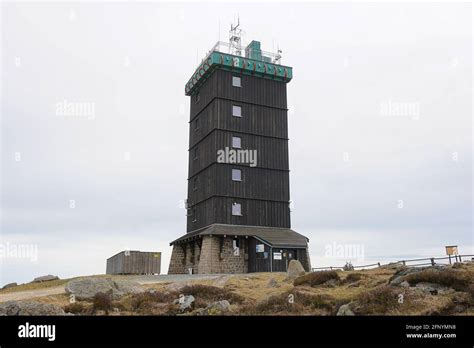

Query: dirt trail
0;274;228;303
0;286;65;302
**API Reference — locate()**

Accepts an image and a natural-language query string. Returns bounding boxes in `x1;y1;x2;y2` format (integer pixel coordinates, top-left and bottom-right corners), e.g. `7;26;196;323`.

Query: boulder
389;267;426;286
0;301;65;316
173;295;195;312
287;260;306;279
65;278;143;300
415;282;452;295
195;300;231;315
400;281;410;288
31;275;59;283
337;303;354;316
324;279;339;287
267;278;279;288
2;282;18;289
389;265;449;286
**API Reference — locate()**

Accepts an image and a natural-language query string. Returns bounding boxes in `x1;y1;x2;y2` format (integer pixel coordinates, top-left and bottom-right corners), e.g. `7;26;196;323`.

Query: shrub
343;262;354;271
294;271;340;287
405;269;471;292
344;273;362;284
129;291;177;312
92;292;112;314
253;291;303;314
239;290;335;315
63;302;86;314
179;284;245;304
468;284;474;305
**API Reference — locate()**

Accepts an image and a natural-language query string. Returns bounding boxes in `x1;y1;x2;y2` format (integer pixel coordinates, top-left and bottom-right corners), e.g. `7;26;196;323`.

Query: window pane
232;105;242;117
232;203;241;216
232;136;241;148
232;76;241;87
232;169;241;181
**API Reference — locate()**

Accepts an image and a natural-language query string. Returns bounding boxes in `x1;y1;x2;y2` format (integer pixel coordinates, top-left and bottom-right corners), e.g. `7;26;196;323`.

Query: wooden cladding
187;163;290;204
186;196;291;232
188;129;289;177
190;69;288;118
106;251;161;275
190;98;288;148
186;67;291;233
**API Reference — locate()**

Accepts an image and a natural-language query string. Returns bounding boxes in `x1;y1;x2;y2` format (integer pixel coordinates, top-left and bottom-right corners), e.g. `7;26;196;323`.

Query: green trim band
185;51;293;96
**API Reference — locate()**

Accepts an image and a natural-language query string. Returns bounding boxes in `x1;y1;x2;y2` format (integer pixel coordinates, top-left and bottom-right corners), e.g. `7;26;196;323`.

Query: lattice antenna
274;45;282;64
229;17;242;56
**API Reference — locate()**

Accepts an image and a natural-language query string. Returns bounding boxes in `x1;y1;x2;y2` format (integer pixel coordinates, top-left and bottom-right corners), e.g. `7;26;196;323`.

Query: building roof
185;40;293;96
170;224;308;248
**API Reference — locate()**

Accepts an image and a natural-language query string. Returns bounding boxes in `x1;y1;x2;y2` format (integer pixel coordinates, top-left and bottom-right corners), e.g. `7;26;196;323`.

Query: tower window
232;136;241;148
232;169;242;181
232;202;242;216
194;118;200;130
193;177;198;190
232;238;240;256
232;105;242;117
233;238;240;248
195;93;200;103
194;147;199;160
232;76;241;87
192;208;197;222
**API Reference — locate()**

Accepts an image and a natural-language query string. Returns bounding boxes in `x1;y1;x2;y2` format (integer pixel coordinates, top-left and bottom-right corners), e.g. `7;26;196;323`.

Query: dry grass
3;263;474;316
117;291;178;315
0;279;69;294
353;286;403;315
239;289;337;315
178;284;245;305
293;271;340;287
64;302;88;315
343;273;363;284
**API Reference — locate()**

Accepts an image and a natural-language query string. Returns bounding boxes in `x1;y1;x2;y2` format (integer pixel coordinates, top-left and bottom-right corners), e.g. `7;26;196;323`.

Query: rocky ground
1;261;473;316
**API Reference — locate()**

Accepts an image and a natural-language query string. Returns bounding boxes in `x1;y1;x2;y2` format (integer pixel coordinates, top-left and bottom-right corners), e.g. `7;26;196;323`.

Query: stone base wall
168;235;310;274
168;244;186;274
168;236;248;274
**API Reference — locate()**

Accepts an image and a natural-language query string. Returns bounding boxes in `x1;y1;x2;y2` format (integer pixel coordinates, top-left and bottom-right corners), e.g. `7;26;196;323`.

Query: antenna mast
229;17;242;56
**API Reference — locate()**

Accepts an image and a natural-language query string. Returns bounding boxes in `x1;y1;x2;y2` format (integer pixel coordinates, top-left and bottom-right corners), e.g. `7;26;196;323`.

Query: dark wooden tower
168;37;310;274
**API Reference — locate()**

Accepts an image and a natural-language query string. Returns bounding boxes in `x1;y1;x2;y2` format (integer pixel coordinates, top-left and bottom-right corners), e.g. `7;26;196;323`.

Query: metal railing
311;254;474;272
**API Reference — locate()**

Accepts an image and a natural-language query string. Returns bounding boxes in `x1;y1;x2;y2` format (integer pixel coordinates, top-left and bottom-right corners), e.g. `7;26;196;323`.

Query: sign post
445;245;459;264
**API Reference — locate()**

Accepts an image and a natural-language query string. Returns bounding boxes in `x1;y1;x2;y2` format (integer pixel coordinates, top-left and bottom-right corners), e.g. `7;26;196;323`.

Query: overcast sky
1;2;472;285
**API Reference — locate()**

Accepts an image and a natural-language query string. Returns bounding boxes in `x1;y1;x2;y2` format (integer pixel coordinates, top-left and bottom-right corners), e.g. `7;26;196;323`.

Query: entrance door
272;249;297;272
248;238;271;272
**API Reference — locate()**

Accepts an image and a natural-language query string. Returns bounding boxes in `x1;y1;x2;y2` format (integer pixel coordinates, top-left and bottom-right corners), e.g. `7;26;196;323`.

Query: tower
168;29;310;274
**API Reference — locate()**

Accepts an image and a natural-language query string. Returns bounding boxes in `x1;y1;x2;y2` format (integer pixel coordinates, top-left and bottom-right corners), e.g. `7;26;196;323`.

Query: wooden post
448;255;451;264
459;255;462;262
377;262;381;267
430;258;435;266
402;260;406;266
